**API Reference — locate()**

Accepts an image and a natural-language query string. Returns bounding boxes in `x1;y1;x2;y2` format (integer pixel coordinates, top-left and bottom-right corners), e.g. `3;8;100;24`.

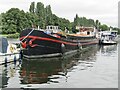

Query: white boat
0;37;20;65
101;40;117;45
98;30;118;45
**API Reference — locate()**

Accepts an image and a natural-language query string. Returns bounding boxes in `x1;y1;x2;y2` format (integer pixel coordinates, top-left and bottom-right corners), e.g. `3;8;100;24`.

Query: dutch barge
20;26;99;59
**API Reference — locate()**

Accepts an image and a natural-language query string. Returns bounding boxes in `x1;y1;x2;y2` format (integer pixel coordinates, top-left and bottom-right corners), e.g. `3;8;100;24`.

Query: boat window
87;32;90;35
50;26;53;29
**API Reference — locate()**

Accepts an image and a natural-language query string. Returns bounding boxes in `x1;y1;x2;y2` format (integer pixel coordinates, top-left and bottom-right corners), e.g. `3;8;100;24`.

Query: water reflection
100;45;117;53
1;61;21;88
2;67;9;88
19;45;100;85
1;44;118;88
20;58;63;84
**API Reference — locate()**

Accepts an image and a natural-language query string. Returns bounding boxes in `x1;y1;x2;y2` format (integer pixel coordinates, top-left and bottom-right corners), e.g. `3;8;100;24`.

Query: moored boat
0;37;20;64
67;26;99;46
20;26;99;59
98;30;118;45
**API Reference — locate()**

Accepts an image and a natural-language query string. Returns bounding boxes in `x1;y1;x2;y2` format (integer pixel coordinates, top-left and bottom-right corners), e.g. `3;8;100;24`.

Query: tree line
1;2;120;34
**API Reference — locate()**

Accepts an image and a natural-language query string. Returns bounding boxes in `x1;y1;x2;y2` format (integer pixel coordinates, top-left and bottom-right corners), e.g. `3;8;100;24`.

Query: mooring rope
18;28;35;59
20;29;34;42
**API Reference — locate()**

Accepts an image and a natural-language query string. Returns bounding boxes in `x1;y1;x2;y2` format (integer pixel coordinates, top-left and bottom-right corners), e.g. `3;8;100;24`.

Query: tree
112;27;120;34
35;2;45;28
95;20;101;30
52;14;59;26
72;14;80;33
73;14;79;27
25;12;38;28
45;5;53;25
99;24;109;31
29;2;35;14
0;14;2;33
2;8;37;34
2;1;115;35
2;8;23;34
88;19;95;27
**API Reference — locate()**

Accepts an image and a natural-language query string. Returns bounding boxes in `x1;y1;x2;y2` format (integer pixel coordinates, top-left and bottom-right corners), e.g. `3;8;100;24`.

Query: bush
7;33;20;38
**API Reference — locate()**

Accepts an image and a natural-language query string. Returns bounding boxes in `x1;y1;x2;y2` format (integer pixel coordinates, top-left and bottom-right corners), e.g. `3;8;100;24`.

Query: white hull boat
99;30;118;45
101;40;117;45
0;37;20;65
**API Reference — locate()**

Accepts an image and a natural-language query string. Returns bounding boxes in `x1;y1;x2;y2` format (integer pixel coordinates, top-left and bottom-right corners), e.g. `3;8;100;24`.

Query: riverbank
0;33;19;38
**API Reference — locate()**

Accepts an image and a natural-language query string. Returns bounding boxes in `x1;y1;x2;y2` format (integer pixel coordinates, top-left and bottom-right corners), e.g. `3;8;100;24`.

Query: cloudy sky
0;0;119;27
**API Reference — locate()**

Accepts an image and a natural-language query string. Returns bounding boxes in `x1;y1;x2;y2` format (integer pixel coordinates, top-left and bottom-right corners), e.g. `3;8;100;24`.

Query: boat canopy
99;31;117;36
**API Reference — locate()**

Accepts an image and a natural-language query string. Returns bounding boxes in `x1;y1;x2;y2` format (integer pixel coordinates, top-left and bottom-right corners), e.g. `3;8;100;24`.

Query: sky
0;0;119;27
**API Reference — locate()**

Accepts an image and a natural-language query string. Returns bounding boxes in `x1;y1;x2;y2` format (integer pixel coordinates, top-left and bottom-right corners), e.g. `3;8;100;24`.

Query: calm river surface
0;38;119;88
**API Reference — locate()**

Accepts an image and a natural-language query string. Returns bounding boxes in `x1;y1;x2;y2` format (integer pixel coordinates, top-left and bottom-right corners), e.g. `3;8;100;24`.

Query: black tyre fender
61;43;66;54
77;42;82;49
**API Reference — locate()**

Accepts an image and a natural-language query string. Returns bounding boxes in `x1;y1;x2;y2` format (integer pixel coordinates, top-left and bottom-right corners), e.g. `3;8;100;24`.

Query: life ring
29;39;38;47
10;44;14;53
21;41;27;48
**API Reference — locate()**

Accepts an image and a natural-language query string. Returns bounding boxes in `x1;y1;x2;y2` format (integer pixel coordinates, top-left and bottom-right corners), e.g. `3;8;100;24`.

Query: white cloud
0;0;119;27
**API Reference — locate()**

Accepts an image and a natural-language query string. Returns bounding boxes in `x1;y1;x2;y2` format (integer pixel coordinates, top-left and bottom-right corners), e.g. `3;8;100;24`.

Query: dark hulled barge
20;26;99;59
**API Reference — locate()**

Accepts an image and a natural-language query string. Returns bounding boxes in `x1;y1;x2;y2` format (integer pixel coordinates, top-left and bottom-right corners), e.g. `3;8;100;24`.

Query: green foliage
73;14;96;28
33;2;72;30
0;14;2;33
1;1;118;36
2;8;26;34
58;18;70;30
73;14;79;29
29;2;35;14
99;24;109;31
2;8;38;34
113;27;120;34
45;5;53;25
25;12;38;28
36;2;45;28
6;33;20;38
118;29;120;34
52;14;59;26
95;20;100;29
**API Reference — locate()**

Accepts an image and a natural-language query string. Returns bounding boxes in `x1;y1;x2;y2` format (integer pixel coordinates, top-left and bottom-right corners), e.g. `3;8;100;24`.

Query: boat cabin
76;26;96;36
98;31;118;39
45;25;62;33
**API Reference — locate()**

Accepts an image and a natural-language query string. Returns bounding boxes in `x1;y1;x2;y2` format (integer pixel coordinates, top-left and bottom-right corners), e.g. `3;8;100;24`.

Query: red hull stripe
20;36;78;46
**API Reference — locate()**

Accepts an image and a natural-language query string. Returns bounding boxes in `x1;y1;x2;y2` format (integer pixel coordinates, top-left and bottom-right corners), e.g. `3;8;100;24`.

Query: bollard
14;55;16;64
4;57;7;67
19;50;23;64
5;57;7;64
19;57;22;64
19;50;23;59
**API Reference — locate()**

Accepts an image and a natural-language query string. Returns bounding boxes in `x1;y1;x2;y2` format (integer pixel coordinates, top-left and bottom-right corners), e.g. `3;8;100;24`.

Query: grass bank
0;33;20;38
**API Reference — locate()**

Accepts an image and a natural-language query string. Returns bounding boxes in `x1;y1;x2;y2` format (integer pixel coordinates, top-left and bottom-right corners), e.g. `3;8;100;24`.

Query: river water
0;39;119;88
